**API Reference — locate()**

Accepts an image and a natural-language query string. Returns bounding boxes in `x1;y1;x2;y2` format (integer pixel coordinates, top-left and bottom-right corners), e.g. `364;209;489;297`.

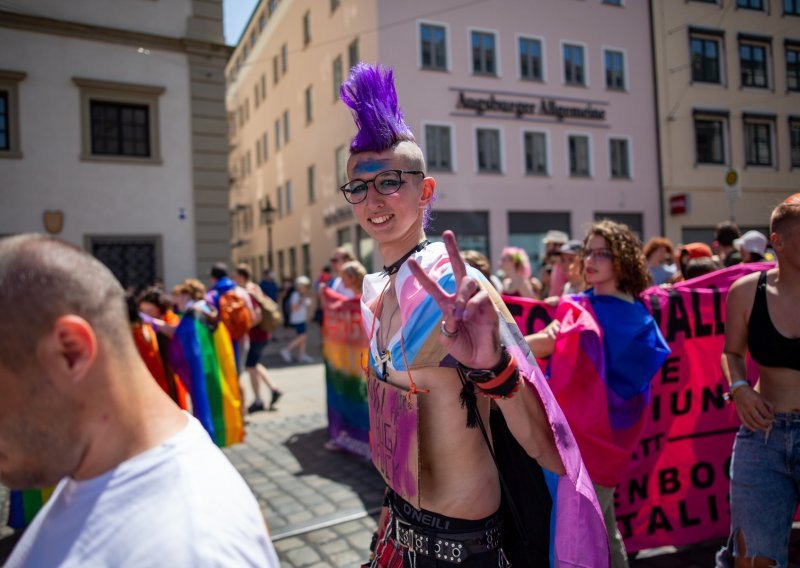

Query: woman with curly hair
499;246;539;298
527;219;668;568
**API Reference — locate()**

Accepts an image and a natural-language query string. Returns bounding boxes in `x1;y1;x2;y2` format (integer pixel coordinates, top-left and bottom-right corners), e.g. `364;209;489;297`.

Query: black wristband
456;346;510;384
476;368;520;397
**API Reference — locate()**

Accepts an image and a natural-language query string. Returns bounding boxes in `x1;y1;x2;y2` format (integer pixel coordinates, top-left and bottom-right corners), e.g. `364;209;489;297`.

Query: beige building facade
652;0;800;244
227;0;662;282
0;0;231;289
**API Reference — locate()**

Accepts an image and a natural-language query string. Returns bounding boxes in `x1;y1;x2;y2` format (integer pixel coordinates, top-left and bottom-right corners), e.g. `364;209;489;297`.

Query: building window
786;0;800;15
424;124;452;171
260;74;266;99
790;118;800;167
331;0;340;12
519;37;543;81
739;39;769;88
605;49;626;90
74;77;163;163
428;211;490;257
603;0;622;4
286;180;293;214
786;43;800;91
89;102;148;156
283;110;289;143
262;132;268;162
0;70;25;157
690;33;722;83
305;85;313;124
737;0;764;8
332;55;343;101
609;138;630;178
508;211;571;270
523;131;547;175
275;119;281;150
694;113;727;164
568;134;590;176
336;226;351;246
254;83;259;108
277;185;283;217
563;43;586;86
303;11;311;46
277;249;285;281
335;145;347;188
476;128;501;173
281;44;288;75
256;139;262;167
302;243;311;279
348;38;360;71
420;23;447;71
743;116;774;166
308;165;316;203
258;13;266;31
471;31;497;76
273;56;279;84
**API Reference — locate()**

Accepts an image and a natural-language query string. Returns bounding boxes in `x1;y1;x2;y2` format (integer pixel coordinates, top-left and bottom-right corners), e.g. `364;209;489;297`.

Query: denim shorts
292;322;307;335
716;412;800;567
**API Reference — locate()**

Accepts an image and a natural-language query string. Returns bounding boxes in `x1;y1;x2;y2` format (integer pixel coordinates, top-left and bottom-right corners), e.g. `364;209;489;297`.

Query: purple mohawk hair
340;63;416;153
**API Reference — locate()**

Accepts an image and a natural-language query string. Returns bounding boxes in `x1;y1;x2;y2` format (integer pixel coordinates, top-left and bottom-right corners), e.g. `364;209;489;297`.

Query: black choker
382;240;430;276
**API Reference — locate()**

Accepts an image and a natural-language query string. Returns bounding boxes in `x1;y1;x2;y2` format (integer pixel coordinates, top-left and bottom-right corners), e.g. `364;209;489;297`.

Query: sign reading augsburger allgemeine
454;89;607;122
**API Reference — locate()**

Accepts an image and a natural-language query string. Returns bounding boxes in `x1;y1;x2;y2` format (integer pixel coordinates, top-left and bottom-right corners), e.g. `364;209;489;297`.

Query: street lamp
261;197;277;271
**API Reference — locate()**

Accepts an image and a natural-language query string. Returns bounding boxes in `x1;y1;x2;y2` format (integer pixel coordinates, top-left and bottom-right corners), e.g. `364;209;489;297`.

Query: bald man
0;235;278;567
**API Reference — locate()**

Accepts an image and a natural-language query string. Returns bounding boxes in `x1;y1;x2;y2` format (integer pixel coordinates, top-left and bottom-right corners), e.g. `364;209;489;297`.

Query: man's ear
420;177;435;206
771;231;782;250
37;315;98;387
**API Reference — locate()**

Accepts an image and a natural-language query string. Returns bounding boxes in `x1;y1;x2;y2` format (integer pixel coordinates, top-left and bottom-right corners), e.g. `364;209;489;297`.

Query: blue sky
223;0;260;46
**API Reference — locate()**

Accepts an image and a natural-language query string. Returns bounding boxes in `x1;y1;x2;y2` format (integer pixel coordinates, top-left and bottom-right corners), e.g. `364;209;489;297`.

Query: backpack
218;290;252;341
249;289;283;332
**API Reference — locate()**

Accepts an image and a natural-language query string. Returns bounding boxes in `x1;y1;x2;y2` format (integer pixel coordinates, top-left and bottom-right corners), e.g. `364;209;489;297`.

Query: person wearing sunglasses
526;220;669;568
339;63;608;568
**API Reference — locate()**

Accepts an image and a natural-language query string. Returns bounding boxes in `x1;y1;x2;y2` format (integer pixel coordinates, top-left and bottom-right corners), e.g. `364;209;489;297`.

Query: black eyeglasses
339;169;424;204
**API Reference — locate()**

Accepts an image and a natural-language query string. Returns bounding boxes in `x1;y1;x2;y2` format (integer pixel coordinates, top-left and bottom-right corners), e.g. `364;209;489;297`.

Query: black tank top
747;271;800;371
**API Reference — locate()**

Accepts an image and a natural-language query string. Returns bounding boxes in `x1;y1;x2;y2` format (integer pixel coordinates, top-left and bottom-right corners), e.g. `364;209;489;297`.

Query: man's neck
72;359;187;481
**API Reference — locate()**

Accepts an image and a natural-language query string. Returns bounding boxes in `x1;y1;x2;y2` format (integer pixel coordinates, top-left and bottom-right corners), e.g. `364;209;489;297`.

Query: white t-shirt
289;290;311;324
7;415;279;568
328;276;355;299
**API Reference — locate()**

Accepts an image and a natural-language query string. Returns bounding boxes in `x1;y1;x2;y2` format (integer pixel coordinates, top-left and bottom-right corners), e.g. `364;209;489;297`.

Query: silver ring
440;320;459;338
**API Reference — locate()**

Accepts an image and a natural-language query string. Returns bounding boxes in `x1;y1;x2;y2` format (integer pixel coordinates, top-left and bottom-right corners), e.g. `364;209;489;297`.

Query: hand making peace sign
407;231;503;371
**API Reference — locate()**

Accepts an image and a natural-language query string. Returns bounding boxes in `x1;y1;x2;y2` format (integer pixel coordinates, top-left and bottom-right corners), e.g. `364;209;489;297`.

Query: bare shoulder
728;270;760;298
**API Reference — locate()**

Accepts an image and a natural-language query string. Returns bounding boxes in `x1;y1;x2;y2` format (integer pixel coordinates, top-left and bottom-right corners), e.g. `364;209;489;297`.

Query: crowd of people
1;58;797;568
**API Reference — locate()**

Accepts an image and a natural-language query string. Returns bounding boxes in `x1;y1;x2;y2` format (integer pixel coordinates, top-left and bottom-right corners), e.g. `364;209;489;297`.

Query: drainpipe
649;0;666;237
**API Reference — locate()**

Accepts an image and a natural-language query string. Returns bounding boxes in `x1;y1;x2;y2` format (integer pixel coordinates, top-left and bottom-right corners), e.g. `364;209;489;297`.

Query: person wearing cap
338;63;608;567
674;242;713;282
714;221;742;267
559;239;586;295
643;237;678;286
716;194;800;567
733;230;769;263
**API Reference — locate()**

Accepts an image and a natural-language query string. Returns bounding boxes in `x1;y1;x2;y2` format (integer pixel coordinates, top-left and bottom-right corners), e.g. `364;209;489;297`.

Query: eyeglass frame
339;169;425;204
583;248;614;261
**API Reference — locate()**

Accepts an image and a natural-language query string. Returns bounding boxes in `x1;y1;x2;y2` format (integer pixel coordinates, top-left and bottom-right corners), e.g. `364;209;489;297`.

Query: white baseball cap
733;230;768;256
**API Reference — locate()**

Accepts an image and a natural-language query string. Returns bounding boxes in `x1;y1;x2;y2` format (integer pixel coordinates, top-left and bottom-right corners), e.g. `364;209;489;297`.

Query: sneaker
297;354;314;364
280;348;292;363
247;400;265;414
270;390;283;409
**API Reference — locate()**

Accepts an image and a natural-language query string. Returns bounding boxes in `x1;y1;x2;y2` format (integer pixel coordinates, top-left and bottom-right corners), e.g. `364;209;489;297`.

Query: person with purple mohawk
340;63;609;567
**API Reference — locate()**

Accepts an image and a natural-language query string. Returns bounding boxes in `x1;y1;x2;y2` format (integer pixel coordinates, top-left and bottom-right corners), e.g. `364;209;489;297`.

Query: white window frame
468;27;501;77
602;46;629;91
473;124;505;174
565;131;593;178
0;70;25;159
692;111;730;166
516;34;546;82
521;129;550;176
421;120;457;172
607;134;634;179
417;20;452;72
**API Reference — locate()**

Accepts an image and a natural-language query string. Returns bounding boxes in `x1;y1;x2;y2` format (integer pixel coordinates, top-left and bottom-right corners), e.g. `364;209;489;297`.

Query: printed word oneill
456;92;606;121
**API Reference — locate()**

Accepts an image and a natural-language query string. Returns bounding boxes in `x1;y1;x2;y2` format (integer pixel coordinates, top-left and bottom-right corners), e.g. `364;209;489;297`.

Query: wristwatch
457;347;511;384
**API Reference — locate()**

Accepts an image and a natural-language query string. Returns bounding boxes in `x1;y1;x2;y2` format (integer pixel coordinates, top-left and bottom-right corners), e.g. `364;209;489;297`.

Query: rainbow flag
322;289;370;458
8;488;54;529
169;308;243;447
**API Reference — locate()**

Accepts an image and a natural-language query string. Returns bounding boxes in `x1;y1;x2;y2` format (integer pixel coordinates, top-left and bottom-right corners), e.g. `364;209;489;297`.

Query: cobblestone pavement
2;324;799;566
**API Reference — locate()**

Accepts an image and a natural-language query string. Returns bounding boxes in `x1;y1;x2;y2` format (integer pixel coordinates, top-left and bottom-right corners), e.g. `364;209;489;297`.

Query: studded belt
392;518;502;564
